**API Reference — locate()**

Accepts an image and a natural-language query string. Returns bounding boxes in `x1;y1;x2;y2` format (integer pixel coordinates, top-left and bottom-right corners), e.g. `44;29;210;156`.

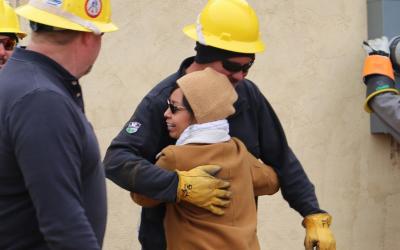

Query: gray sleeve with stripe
370;92;400;140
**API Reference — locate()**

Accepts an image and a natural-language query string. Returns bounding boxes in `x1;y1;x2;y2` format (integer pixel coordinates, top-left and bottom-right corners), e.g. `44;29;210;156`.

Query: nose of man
0;44;6;55
229;71;247;84
0;45;7;68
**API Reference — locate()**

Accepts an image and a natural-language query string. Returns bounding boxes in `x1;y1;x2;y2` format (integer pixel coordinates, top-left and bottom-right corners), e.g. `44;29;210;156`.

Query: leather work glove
176;165;231;215
302;213;336;250
362;36;399;113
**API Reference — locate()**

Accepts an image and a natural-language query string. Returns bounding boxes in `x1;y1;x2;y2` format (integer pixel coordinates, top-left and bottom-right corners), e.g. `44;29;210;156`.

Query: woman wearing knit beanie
132;67;280;250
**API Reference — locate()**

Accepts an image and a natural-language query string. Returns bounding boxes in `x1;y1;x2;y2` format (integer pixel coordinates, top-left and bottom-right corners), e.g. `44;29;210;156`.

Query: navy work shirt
0;48;106;249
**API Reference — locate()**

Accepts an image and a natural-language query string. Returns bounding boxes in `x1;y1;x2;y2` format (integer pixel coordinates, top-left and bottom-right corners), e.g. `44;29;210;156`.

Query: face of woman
164;88;193;139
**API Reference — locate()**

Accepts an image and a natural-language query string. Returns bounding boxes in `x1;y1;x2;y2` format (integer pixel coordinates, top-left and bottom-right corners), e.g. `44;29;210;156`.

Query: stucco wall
11;0;400;249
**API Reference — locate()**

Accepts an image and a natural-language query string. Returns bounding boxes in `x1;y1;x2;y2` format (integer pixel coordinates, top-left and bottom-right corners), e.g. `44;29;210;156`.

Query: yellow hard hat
183;0;265;53
0;0;27;39
15;0;118;34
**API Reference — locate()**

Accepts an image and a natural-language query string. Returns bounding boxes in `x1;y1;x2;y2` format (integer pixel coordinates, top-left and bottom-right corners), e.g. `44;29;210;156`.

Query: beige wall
12;0;400;249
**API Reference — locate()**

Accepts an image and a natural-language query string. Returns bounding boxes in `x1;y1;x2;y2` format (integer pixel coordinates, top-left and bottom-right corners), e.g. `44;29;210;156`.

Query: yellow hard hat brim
16;5;118;33
183;24;265;54
0;28;27;39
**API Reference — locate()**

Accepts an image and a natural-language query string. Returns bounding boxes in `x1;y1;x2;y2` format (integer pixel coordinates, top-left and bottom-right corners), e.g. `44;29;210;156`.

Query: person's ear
79;32;94;47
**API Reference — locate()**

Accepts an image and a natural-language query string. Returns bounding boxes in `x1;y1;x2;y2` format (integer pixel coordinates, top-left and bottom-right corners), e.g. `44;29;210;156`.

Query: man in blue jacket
0;0;117;249
104;0;336;249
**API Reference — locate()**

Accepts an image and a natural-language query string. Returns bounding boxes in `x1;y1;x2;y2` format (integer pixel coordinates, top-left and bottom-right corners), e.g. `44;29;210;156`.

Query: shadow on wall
390;138;400;167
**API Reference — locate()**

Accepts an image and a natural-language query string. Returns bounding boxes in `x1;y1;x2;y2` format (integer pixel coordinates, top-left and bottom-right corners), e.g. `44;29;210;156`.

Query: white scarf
175;119;231;146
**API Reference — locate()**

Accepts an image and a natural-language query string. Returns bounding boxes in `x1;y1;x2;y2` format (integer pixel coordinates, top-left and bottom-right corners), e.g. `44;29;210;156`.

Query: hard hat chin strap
29;0;101;35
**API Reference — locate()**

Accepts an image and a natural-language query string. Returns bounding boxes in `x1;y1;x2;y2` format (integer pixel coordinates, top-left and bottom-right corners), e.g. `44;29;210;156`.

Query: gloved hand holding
302;213;336;250
363;36;390;55
176;164;231;215
362;36;399;113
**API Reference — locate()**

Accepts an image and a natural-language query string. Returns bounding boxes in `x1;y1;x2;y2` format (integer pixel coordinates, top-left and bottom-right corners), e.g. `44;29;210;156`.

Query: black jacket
0;48;106;249
104;57;324;249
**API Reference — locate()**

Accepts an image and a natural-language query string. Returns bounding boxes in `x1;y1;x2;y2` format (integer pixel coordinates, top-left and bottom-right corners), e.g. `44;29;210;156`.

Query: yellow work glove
302;213;336;250
176;165;231;215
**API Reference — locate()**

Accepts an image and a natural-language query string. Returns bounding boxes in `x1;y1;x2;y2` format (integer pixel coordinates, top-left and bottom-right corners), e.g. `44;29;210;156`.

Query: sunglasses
222;59;254;73
167;99;186;114
0;37;17;51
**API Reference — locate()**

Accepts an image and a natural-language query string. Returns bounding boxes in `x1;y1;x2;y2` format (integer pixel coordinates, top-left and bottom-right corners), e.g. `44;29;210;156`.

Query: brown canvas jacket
133;137;279;250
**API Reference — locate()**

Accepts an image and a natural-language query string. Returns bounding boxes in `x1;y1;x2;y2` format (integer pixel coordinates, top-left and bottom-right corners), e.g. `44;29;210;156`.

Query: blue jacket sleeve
253;84;325;217
103;94;178;202
8;90;100;249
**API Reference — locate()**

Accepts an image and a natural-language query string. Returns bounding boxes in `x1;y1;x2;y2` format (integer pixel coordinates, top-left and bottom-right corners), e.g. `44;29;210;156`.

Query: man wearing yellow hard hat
0;0;116;249
104;0;336;249
0;0;26;69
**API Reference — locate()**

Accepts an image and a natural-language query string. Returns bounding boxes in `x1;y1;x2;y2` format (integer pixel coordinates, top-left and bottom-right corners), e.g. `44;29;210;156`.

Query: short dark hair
30;21;66;32
194;42;255;64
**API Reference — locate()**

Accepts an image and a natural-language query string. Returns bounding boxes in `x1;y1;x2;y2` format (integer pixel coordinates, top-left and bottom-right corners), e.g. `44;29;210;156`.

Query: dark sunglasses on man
0;37;17;51
167;99;186;114
221;59;254;73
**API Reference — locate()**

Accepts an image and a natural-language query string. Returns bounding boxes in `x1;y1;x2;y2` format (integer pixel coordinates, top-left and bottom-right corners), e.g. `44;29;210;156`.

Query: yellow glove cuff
175;169;187;203
302;213;332;228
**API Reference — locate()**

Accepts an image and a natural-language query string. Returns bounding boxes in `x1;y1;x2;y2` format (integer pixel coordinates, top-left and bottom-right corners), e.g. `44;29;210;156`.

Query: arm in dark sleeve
370;92;400;139
131;147;177;207
8;91;100;249
104;96;178;202
254;86;325;217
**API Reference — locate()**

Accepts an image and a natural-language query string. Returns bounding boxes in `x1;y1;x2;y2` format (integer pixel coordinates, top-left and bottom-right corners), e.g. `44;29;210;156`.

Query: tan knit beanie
177;67;238;124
